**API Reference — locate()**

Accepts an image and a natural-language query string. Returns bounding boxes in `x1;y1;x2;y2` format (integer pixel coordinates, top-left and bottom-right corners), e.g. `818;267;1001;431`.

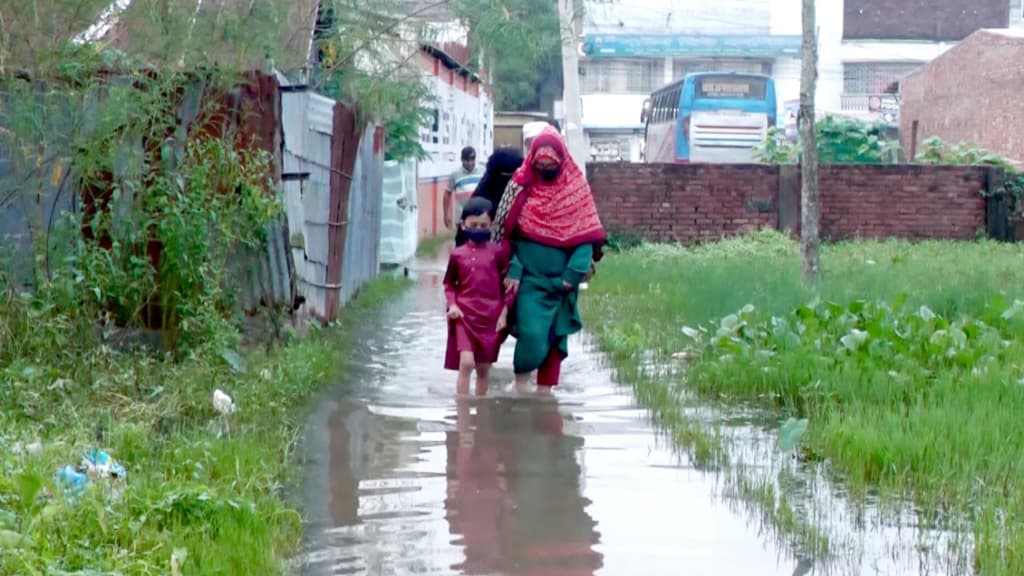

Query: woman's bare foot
514;372;532;394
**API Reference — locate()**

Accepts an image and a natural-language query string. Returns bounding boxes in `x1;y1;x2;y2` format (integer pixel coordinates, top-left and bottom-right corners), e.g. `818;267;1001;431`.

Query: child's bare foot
475;363;491;395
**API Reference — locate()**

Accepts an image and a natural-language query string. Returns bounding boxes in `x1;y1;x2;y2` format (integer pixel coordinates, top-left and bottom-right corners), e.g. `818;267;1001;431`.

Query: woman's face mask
532;147;561;182
537;166;560;182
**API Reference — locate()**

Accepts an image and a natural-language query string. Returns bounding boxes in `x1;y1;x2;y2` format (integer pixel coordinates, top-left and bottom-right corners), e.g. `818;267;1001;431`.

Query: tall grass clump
582;229;1024;575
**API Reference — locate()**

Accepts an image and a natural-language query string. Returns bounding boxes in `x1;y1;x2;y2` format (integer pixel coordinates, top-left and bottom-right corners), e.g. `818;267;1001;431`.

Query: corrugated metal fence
340;126;384;305
1;72;384;326
278;78;383;322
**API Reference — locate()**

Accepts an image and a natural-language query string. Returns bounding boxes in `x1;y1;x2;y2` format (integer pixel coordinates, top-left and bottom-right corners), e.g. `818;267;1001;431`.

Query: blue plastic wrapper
82;449;127;479
54;465;89;495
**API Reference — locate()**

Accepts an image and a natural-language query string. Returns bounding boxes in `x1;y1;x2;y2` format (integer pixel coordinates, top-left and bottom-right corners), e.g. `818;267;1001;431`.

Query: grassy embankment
0;278;409;575
416;234;453;258
582;230;1024;574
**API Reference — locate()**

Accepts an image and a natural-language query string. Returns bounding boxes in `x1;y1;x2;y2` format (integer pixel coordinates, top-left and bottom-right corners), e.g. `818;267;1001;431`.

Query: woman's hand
447;304;463;320
496;307;508;332
504;278;520;294
562;280;573;291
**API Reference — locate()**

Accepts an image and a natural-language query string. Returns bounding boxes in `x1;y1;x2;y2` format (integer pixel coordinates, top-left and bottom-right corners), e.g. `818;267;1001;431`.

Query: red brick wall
588;163;990;243
816;165;986;240
900;30;1024;163
590;164;777;243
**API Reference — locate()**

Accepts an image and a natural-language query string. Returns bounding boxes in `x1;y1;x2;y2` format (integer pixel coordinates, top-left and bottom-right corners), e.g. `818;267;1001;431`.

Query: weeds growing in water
582;229;1024;574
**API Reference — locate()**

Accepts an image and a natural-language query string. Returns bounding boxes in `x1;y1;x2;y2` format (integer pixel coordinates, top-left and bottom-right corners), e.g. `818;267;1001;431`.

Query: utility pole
557;0;586;170
799;0;819;283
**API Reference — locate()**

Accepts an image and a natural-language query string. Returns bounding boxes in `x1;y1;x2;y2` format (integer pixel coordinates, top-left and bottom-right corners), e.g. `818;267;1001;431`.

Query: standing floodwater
298;255;802;576
297;255;964;575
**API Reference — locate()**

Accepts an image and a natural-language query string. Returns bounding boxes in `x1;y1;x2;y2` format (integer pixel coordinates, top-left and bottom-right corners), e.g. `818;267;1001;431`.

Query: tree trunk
799;0;820;283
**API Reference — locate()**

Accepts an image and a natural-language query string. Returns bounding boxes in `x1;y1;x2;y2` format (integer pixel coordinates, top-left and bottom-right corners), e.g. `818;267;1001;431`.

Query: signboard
783;99;799;141
582;34;802;58
868;94;900;125
697;75;767;100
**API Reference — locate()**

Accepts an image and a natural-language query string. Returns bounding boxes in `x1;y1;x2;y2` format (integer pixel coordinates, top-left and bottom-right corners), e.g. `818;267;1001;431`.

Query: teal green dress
507;240;594;374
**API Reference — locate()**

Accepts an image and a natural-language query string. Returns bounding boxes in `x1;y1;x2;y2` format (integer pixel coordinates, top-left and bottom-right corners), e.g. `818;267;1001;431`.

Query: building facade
900;28;1024;163
827;0;1015;124
578;0;1020;162
415;43;494;239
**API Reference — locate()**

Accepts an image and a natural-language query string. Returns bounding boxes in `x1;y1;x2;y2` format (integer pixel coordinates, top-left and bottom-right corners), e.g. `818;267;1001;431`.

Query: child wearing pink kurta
444;198;515;394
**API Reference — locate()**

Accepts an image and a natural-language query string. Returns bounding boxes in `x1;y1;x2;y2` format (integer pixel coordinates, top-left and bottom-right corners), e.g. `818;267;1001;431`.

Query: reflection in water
445;396;603;575
302;256;965;576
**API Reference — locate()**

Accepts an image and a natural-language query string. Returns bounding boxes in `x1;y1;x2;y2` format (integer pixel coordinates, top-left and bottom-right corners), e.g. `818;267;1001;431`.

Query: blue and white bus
644;72;777;163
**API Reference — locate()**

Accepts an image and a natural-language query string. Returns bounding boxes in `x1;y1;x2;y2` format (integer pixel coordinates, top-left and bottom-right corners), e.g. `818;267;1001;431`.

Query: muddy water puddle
298;257;969;576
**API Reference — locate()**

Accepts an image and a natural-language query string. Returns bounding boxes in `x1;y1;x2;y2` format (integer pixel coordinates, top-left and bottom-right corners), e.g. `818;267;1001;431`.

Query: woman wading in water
493;126;605;389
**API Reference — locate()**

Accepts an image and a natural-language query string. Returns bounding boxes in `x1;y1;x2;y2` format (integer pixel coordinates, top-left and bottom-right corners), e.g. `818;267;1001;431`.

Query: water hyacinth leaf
840;329;869;352
867;338;894;359
219;348;246;374
919;305;937;322
848;299;867;315
0;510;15;529
681;326;702;340
778;418;809;453
0;529;29;549
720;314;740;331
951;328;968;349
785;332;801;348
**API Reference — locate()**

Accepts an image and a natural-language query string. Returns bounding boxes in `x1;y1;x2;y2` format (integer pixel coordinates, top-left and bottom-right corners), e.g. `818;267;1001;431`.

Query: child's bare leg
475;363;491;395
457;351;475;395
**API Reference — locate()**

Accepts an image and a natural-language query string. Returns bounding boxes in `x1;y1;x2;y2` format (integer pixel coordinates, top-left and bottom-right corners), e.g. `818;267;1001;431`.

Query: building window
843;62;920;94
581;60;660;93
672;58;770;81
581;62;612;92
626;61;656;93
422;108;439;144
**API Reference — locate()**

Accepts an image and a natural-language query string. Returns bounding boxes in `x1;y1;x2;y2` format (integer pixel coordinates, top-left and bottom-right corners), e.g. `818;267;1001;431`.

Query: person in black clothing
454;147;525;247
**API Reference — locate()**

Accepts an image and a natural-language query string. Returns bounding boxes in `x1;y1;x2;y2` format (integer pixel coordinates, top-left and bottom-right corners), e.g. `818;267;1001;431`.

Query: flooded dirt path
297;256;966;575
298;256;802;576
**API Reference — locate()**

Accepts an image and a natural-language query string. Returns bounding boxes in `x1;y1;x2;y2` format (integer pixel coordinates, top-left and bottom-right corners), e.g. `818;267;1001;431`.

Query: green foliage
915;137;1024;217
456;0;563;111
0;276;410;575
756;117;900;164
583;233;1024;575
915;137;1017;168
0;4;420;574
311;0;437;161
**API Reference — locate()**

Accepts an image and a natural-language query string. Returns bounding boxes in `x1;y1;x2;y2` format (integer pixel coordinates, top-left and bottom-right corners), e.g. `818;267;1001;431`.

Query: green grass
582;229;1024;574
416;234;452;258
0;277;410;575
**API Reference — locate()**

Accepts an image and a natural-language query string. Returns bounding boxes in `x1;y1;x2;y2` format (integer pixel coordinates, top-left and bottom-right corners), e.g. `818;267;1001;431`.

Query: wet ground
297;256;971;576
